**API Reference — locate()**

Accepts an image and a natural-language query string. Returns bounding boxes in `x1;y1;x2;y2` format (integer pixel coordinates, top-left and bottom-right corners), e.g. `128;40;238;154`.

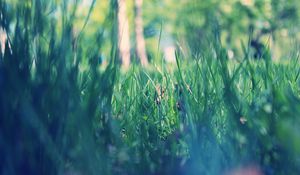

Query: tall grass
0;0;300;175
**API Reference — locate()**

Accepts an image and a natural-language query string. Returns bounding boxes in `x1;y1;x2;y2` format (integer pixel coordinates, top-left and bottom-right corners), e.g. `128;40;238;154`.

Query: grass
1;1;300;175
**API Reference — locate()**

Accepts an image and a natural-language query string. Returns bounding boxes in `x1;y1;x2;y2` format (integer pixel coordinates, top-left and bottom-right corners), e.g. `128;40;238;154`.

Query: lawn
1;0;300;175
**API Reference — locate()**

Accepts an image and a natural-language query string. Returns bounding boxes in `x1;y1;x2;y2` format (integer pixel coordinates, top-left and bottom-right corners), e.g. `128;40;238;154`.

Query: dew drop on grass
264;104;272;113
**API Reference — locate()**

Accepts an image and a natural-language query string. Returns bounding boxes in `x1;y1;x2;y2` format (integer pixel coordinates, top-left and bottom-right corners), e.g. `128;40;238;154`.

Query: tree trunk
117;0;131;68
134;0;148;66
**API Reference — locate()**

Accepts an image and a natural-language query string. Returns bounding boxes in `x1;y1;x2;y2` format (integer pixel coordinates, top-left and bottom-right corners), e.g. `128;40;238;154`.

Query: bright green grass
110;50;300;175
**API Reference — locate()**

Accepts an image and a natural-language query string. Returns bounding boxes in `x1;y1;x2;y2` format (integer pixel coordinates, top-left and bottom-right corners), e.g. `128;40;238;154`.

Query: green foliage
1;0;300;175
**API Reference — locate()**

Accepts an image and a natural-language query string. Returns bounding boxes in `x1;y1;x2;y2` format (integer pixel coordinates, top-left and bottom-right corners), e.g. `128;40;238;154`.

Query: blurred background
4;0;300;66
